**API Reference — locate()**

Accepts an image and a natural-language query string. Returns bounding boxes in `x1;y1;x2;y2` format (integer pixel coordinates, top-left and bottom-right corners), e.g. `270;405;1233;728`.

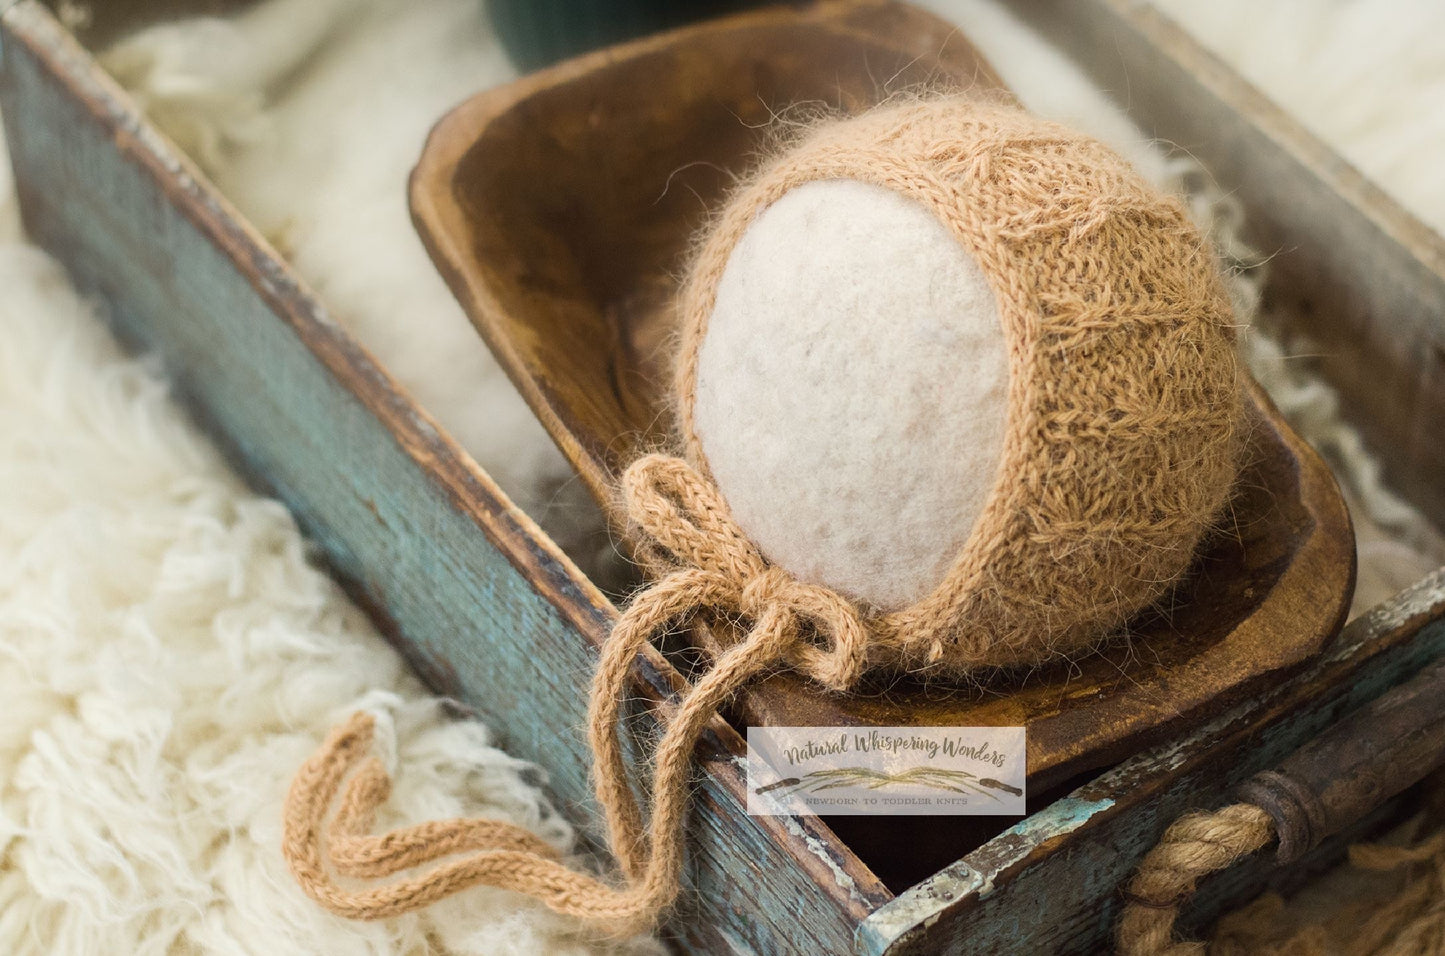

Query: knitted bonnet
663;96;1242;680
285;96;1242;937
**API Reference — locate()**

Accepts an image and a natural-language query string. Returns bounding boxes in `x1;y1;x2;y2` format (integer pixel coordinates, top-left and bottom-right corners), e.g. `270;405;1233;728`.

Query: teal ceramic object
489;0;755;70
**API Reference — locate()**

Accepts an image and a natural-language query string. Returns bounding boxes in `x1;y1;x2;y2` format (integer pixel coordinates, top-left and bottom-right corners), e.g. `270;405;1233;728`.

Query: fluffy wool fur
100;0;613;578
1154;0;1445;238
0;118;656;956
694;178;1009;610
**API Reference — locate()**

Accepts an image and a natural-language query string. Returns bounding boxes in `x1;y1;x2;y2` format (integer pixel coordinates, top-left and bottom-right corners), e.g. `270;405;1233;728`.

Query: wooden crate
3;1;1444;952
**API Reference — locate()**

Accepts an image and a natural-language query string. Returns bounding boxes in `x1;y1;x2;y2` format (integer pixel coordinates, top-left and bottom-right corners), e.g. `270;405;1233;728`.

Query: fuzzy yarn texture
101;0;1445;614
1139;0;1445;611
694;177;1009;611
0;119;658;956
285;95;1249;932
283;449;881;935
407;93;1247;936
678;97;1243;673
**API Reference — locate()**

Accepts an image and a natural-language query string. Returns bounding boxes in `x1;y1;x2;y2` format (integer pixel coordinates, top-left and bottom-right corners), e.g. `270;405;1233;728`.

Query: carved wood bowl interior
410;0;1357;807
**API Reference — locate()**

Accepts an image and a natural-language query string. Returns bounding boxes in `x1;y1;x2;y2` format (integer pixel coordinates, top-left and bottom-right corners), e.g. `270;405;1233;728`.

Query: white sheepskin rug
100;0;614;580
1153;0;1445;237
0;127;657;956
4;0;1444;952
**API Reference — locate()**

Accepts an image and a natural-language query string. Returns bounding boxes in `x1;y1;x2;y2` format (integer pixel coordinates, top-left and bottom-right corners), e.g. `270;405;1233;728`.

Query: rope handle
1116;803;1275;955
1118;655;1445;953
281;455;870;937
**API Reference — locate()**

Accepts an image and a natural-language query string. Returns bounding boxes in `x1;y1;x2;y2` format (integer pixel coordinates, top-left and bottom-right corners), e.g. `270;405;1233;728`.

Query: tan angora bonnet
669;96;1241;679
285;97;1241;937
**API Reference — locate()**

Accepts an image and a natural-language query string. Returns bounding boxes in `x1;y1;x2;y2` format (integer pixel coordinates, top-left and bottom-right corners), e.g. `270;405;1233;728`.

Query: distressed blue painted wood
6;2;1445;952
860;572;1445;953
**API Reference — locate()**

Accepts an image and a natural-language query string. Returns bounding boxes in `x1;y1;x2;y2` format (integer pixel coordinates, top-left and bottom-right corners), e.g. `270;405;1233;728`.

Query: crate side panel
861;574;1445;954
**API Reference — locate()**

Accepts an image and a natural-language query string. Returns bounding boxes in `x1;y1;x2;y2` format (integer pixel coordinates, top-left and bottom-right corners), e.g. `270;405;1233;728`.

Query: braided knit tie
282;454;871;937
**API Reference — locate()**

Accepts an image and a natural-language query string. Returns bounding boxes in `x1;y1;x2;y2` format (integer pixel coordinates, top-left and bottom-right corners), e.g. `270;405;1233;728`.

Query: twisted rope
1117;803;1276;955
282;453;870;936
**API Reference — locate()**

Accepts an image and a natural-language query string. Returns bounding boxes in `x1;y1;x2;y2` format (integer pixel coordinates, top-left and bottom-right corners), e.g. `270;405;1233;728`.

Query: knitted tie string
282;453;871;935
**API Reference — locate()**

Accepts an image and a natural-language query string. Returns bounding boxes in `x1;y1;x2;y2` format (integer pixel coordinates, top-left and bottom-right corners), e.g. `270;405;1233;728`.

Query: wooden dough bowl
410;0;1356;801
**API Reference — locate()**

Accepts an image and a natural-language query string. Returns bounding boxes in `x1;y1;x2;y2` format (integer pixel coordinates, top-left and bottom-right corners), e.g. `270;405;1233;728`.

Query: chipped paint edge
1354;567;1445;635
854;796;1115;954
1106;567;1445;781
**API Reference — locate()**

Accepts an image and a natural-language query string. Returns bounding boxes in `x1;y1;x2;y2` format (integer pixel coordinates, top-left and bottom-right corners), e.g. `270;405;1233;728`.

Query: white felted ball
691;179;1009;611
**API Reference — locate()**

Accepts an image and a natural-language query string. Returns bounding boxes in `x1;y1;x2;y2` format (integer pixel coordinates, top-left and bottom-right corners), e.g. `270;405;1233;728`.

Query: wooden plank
1005;0;1445;533
0;4;892;952
859;570;1445;954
